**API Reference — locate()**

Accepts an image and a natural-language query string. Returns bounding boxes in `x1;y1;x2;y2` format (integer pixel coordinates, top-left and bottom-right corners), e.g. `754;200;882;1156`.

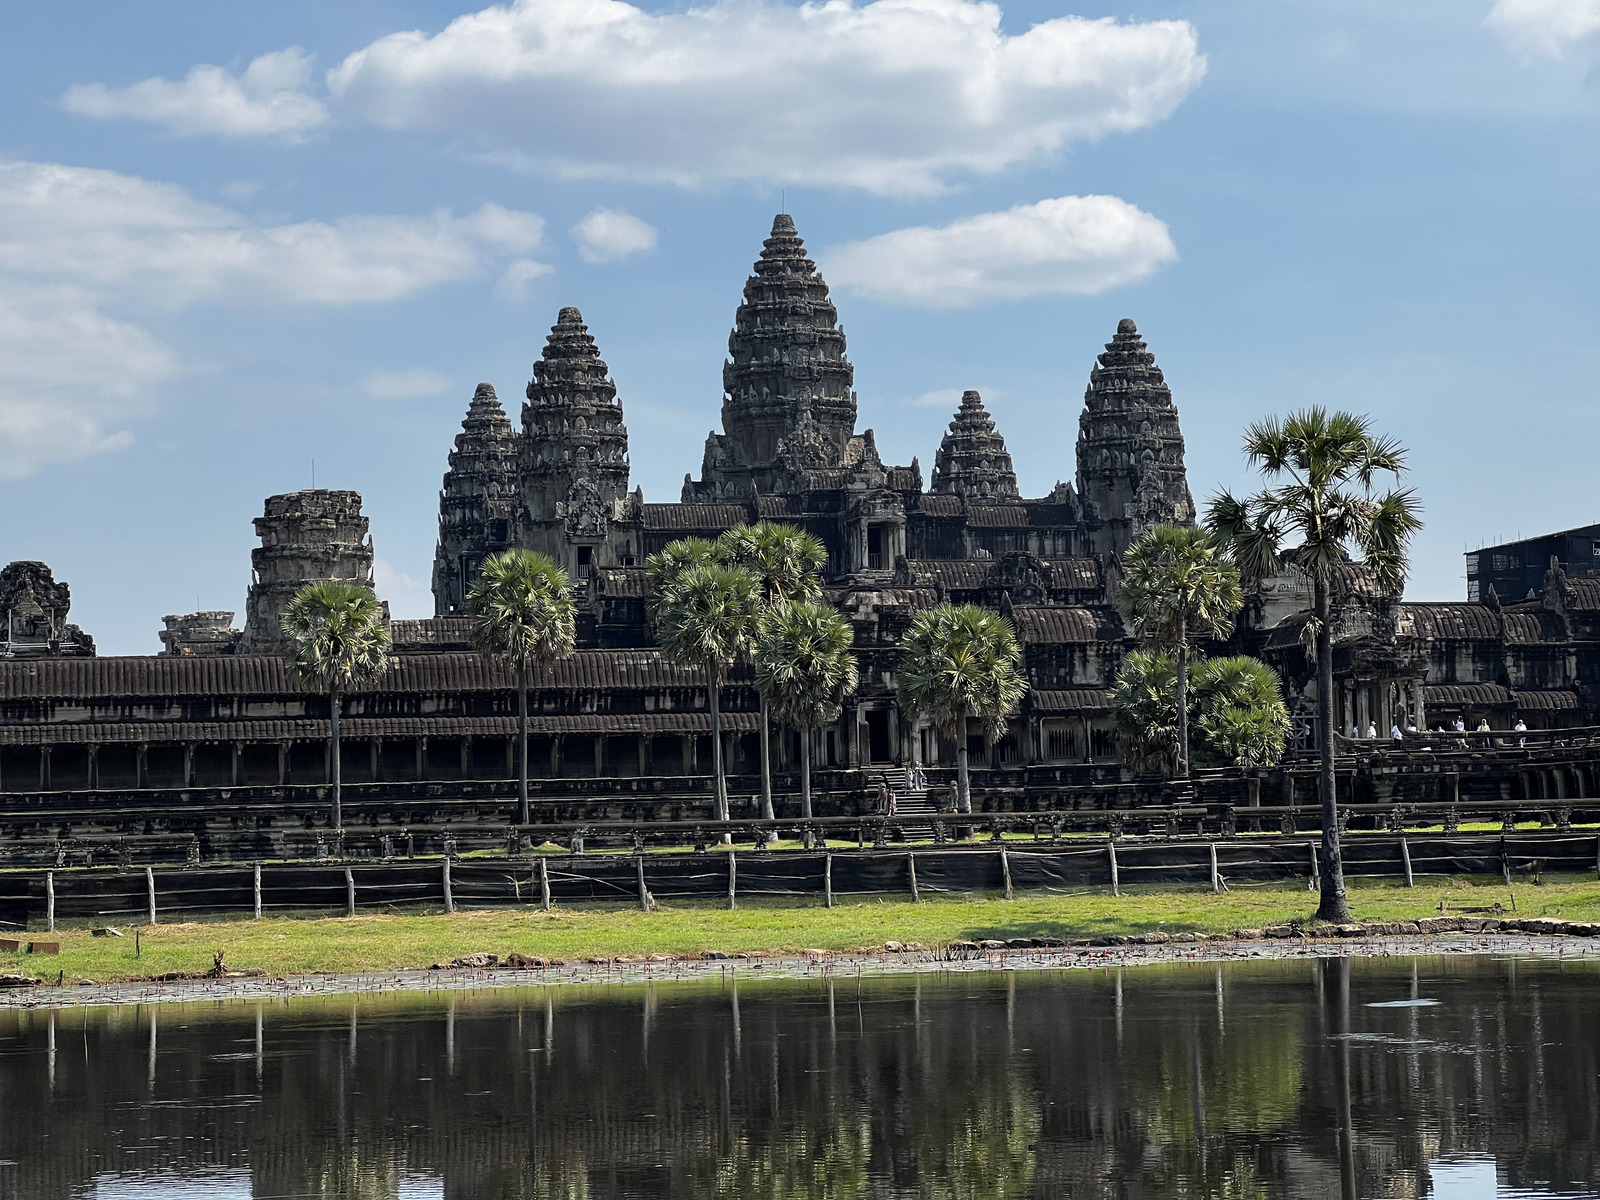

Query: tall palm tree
755;600;858;820
1117;524;1243;777
645;536;718;619
1206;407;1422;923
280;581;390;833
896;603;1026;816
653;560;763;823
466;550;577;827
717;522;828;818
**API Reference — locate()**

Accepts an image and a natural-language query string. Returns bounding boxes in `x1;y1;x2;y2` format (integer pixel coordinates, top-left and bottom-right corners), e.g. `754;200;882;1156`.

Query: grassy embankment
7;876;1600;986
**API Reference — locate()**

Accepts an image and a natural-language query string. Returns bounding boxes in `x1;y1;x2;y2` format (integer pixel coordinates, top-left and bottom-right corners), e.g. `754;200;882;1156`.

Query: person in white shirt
1364;721;1378;739
1391;723;1403;740
1514;718;1527;747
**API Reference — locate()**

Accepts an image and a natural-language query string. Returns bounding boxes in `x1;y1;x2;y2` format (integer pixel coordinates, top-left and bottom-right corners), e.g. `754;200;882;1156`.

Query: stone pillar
681;734;694;774
415;737;426;781
1414;680;1427;731
638;735;648;776
276;742;288;786
230;743;241;786
594;735;606;777
370;740;380;783
88;744;100;790
551;735;564;777
137;743;149;789
460;736;471;780
183;744;194;788
1356;685;1370;736
1081;715;1093;762
39;747;51;791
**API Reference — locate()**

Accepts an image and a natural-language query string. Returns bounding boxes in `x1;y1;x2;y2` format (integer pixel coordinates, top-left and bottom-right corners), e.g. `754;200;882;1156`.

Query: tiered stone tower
519;307;635;575
1074;319;1194;556
433;383;520;614
687;214;857;498
930;391;1019;501
0;561;95;657
240;490;376;654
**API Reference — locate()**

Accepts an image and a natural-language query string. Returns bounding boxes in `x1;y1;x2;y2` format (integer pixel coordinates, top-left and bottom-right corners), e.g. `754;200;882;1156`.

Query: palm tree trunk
709;672;728;823
517;663;530;828
1314;577;1352;922
1175;612;1190;778
758;694;774;820
956;711;972;815
330;686;342;833
800;729;812;820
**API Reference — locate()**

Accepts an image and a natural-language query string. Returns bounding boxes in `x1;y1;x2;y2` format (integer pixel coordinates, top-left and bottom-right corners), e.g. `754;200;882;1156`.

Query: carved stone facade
159;611;240;657
433;383;520;614
0;561;94;658
240;490;377;655
931;391;1019;501
1075;318;1194;556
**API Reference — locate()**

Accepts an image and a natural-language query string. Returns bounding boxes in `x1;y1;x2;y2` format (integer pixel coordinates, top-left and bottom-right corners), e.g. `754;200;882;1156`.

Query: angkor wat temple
2;215;1598;823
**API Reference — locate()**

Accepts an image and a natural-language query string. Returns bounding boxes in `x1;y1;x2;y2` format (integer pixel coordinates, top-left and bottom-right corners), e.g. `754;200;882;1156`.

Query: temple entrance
865;710;891;763
867;525;886;570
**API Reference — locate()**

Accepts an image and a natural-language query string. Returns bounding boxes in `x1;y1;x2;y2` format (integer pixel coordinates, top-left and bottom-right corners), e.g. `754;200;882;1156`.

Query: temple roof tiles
965;505;1032;529
0;650;719;700
1009;607;1110;645
1029;688;1113;713
1396;604;1504;641
640;503;750;531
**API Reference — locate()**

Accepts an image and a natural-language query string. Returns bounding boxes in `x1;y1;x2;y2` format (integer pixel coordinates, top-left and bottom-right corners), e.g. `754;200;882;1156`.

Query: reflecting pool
1;955;1596;1198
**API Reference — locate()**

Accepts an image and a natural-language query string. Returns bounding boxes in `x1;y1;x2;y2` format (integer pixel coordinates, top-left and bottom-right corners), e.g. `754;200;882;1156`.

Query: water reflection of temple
1;958;1596;1200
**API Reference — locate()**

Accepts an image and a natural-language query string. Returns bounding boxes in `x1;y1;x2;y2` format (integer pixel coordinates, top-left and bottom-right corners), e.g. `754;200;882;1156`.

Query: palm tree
280;581;390;832
754;600;858;820
896;603;1026;816
1206;407;1422;923
466;549;577;827
653;560;763;824
645;536;717;619
1112;651;1290;772
1117;524;1243;777
717;522;828;818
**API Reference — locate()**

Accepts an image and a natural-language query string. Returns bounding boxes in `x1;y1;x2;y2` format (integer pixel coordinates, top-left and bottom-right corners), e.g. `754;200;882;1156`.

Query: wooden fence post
1307;843;1320;893
1209;844;1221;894
539;858;551;911
345;867;356;917
1108;841;1120;898
824;853;833;909
46;871;55;934
727;852;737;910
146;866;157;925
1000;847;1013;901
253;863;263;919
1400;838;1414;888
443;858;455;914
636;855;650;912
908;853;920;903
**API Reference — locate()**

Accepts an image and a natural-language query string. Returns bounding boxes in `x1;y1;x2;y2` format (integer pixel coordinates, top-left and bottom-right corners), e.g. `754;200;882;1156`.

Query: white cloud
324;0;1204;196
494;258;556;302
823;196;1177;309
571;208;658;263
0;284;177;478
0;158;548;476
901;386;1002;409
62;47;331;140
374;558;433;618
360;368;453;400
1486;0;1600;58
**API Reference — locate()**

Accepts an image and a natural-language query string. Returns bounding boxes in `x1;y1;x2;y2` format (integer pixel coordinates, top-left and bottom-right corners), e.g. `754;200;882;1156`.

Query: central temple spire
687;214;857;498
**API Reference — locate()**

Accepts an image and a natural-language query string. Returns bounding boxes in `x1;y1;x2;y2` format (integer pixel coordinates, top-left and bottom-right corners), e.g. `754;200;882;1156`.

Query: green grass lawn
6;875;1599;987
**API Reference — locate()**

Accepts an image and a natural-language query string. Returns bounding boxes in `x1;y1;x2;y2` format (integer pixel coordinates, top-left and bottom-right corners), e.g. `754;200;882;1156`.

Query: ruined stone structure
0;562;94;659
240;490;377;655
5;212;1599;830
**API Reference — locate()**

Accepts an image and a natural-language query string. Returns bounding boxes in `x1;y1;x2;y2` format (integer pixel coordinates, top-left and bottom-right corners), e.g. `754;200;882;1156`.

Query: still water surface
0;955;1596;1199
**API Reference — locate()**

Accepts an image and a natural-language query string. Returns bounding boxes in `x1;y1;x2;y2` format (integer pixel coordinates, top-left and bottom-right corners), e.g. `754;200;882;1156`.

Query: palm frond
466;549;577;670
280;581;390;693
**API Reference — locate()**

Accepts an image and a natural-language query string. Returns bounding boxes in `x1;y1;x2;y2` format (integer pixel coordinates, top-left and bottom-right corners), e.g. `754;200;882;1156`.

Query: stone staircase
870;766;941;839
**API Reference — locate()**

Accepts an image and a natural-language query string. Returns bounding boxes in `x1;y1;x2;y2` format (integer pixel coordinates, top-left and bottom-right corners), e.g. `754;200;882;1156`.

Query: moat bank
3;877;1598;1003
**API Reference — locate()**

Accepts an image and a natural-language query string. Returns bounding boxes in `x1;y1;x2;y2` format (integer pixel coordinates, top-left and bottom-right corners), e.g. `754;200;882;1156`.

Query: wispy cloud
571;208;658;263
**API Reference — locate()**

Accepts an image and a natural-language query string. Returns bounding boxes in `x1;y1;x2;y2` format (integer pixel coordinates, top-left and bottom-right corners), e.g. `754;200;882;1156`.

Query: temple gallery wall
5;214;1600;807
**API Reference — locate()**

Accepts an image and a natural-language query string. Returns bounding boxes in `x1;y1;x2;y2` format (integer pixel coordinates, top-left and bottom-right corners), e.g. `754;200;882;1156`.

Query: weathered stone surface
433;383;520;615
159;611;239;657
931;391;1019;501
240;490;377;655
0;561;95;658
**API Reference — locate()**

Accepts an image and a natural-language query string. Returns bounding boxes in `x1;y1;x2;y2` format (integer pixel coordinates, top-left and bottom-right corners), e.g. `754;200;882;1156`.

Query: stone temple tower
1074;318;1194;557
687;214;857;498
518;307;633;576
931;391;1020;501
240;490;376;654
432;383;520;615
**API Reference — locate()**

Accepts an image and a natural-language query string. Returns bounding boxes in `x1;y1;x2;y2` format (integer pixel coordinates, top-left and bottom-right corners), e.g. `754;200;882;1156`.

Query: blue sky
3;0;1598;654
